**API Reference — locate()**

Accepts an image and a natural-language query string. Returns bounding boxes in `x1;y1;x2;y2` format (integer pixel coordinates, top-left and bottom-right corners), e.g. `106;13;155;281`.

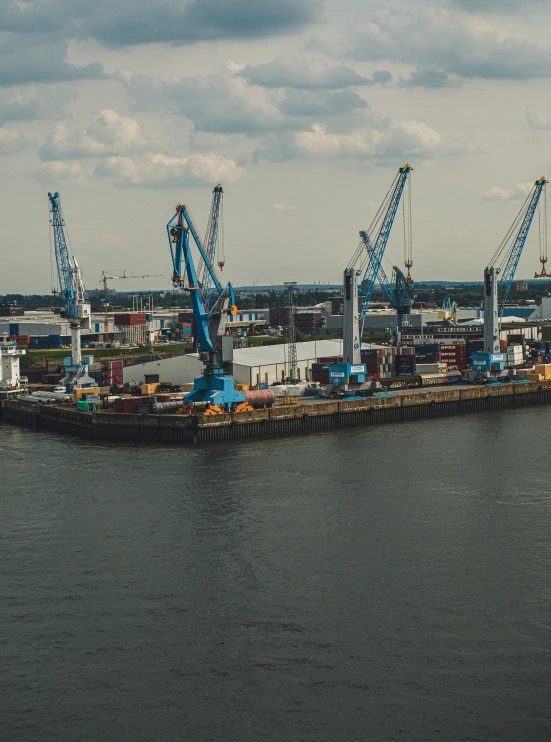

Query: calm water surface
1;408;551;741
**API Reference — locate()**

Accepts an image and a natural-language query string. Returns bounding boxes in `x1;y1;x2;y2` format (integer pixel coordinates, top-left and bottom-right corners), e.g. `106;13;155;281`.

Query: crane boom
357;164;412;320
48;192;87;319
200;184;224;308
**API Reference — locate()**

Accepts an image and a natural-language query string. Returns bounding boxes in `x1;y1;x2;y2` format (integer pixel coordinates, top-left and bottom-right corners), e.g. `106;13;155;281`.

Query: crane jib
358;166;411;320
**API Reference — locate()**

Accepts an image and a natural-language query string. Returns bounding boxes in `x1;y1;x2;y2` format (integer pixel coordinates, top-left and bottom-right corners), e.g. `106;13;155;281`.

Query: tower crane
167;202;248;411
342;163;412;365
478;176;547;378
441;297;458;325
199;184;225;308
48;192;95;390
100;270;162;336
329;164;413;396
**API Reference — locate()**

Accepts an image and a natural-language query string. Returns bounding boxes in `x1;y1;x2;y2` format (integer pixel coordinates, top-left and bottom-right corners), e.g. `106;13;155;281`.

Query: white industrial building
123;339;344;387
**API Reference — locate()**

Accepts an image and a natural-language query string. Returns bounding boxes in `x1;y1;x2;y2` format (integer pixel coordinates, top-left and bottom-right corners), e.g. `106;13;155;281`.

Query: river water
1;408;551;741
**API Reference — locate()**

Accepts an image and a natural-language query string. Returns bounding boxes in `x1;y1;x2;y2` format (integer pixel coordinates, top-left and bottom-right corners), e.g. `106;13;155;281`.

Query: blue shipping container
9;323;19;335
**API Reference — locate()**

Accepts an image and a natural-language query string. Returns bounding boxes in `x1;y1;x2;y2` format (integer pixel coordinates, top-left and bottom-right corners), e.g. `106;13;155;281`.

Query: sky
1;0;551;293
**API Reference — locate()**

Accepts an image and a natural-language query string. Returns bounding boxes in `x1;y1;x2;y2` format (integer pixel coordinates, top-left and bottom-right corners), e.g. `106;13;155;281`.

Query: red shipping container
113;313;147;326
312;371;330;384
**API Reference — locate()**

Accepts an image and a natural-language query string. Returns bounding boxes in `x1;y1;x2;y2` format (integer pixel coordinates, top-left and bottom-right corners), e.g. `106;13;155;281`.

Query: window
255;313;259;320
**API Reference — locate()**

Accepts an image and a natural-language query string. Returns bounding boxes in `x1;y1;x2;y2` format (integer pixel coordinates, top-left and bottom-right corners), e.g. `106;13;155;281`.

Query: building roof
232;339;343;368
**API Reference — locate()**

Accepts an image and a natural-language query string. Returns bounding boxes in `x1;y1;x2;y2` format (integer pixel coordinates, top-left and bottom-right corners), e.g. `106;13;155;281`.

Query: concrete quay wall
2;381;551;444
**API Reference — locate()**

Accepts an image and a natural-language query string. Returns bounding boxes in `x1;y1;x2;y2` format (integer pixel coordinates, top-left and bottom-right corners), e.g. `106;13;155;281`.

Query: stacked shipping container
439;343;469;370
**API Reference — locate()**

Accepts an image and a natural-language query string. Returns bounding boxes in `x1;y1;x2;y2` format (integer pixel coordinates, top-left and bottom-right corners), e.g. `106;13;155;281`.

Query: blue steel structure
199;184;224;309
355;163;412;321
386;266;412;346
167;203;245;409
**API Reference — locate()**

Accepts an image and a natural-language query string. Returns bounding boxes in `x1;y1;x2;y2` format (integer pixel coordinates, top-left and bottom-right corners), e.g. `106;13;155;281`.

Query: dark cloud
118;70;285;134
330;7;551;82
1;0;324;47
0;87;78;125
240;54;371;89
451;0;546;11
399;69;459;88
0;37;103;87
279;89;368;117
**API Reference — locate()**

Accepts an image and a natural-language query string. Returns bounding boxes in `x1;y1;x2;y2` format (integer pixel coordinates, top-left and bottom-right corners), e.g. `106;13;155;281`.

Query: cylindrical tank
152;401;185;414
244;390;276;409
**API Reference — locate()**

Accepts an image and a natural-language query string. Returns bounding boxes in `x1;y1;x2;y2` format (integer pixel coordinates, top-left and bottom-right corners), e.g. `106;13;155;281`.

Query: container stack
361;347;396;379
439;343;469;370
311;363;331;384
507;344;524;367
105;359;124;386
414;344;441;363
395;346;416;376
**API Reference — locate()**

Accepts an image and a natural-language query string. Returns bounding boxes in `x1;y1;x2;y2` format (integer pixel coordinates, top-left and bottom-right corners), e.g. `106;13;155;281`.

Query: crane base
184;374;246;410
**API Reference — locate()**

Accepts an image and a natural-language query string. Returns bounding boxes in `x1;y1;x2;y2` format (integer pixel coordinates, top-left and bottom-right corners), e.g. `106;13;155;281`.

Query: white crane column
343;268;361;365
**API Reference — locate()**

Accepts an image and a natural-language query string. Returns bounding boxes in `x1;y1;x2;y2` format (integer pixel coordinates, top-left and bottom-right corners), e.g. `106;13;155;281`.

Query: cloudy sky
1;0;551;293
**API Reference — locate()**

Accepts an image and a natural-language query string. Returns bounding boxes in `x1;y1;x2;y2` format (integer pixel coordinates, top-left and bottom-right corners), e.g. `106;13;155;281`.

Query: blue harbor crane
48;192;94;389
478;176;547;378
199;184;224;308
167;201;248;411
330;164;413;396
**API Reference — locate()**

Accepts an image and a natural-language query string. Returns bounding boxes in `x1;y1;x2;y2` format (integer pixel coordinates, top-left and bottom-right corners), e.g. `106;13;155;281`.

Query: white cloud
36;160;90;187
484;183;534;201
40;110;146;160
94;152;245;188
0;127;30;155
285;120;475;160
273;203;299;212
526;105;551;130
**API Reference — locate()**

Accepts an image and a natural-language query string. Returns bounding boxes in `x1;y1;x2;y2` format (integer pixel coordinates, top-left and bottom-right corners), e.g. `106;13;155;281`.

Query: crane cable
403;174;413;282
348;172;399;271
488;187;534;272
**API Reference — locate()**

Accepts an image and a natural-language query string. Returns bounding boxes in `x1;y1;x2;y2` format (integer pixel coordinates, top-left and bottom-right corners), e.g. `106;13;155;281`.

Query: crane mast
480;176;547;376
48;192;93;389
167;202;246;411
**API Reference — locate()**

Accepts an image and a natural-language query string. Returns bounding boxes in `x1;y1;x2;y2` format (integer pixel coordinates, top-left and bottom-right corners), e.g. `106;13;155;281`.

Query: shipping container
113;313;147;326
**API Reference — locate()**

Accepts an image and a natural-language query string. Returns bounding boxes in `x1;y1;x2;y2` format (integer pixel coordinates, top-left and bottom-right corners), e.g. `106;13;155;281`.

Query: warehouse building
122;339;344;387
